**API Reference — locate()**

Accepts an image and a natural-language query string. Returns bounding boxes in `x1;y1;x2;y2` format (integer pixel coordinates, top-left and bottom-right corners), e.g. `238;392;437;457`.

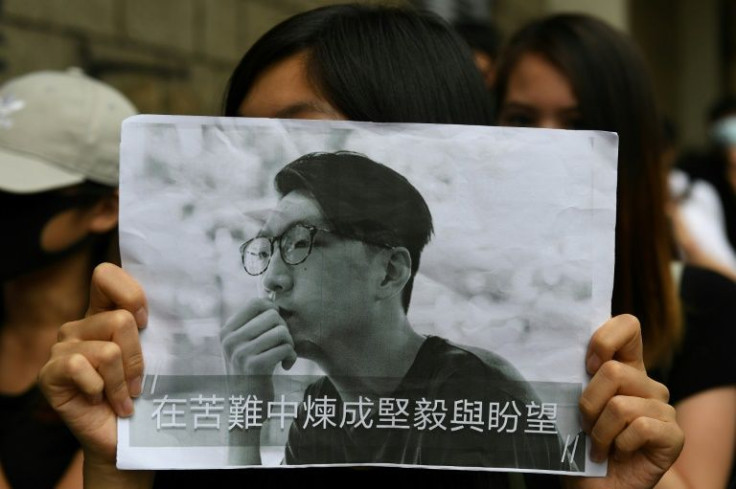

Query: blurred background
0;0;731;148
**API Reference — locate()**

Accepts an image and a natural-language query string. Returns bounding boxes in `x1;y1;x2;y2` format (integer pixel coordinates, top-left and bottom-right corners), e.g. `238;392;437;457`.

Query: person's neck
320;308;425;402
1;250;94;394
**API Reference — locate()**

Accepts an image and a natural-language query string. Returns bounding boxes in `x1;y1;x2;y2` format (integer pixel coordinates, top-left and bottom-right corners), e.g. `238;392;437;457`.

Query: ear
86;190;119;234
376;247;412;302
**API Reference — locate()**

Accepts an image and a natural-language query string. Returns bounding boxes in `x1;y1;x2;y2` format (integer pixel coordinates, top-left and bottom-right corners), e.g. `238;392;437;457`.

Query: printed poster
117;116;617;476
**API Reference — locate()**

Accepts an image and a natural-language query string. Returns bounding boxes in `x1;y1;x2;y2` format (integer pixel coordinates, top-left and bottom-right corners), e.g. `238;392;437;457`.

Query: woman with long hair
495;14;736;488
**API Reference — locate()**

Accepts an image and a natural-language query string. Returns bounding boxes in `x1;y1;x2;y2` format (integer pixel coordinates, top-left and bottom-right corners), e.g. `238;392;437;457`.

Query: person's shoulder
415;336;534;401
302;375;335;397
666;265;736;403
432;337;525;382
679;264;736;358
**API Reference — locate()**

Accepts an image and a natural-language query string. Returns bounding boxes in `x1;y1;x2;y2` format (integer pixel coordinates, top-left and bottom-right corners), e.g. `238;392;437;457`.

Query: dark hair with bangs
274;151;433;312
223;3;493;125
494;14;681;368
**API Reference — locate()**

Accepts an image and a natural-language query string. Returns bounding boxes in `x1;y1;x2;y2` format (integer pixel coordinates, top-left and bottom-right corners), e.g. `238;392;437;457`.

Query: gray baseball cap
0;68;137;193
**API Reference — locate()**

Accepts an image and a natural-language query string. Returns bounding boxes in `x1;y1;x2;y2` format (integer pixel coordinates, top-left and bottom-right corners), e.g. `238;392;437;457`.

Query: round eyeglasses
240;222;394;276
240;223;331;276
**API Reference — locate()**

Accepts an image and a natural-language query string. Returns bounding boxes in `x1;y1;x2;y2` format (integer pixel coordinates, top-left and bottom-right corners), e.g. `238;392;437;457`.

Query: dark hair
223;3;493;125
274;151;433;312
495;14;681;368
661;117;679;153
452;21;502;59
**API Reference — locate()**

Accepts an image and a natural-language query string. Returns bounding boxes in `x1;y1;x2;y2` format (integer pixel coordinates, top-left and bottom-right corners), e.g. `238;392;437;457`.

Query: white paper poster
117;115;617;477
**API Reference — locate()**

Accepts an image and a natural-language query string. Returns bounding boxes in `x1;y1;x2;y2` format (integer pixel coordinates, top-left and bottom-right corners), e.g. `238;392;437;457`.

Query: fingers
281;350;298;371
226;319;294;360
587;314;644;374
220;298;274;339
222;304;296;375
38;265;148;465
221;308;291;358
40;350;105;407
580;356;672;464
58;309;145;398
232;343;297;375
581;360;669;427
50;340;139;416
587;395;676;462
221;299;296;376
612;416;684;468
47;307;144;422
87;263;148;329
39;346;123;464
582;314;671;463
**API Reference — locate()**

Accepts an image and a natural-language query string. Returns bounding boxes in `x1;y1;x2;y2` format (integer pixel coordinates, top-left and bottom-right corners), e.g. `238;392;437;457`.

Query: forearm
83;455;154;489
663;387;736;489
56;450;84;489
652;468;693;489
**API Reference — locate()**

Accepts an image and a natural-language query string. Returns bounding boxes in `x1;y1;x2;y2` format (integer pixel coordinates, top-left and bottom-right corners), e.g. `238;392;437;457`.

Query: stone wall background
0;0;545;116
0;0;732;146
0;0;405;115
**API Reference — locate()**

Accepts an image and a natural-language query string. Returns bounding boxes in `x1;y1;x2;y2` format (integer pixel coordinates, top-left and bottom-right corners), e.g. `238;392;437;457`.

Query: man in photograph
221;151;566;470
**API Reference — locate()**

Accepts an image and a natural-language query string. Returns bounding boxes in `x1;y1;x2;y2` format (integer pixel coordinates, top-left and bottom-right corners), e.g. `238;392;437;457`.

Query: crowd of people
0;3;734;489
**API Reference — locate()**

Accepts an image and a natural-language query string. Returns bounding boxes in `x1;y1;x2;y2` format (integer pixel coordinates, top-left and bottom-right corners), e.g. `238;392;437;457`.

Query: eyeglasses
240;222;393;276
239;223;334;276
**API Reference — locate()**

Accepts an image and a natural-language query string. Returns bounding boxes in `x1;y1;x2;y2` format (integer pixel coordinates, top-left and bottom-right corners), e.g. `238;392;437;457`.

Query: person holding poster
39;4;683;489
494;13;736;488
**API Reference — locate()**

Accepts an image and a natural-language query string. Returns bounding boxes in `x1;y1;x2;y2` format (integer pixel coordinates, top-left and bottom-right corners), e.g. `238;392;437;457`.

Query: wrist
83;454;154;489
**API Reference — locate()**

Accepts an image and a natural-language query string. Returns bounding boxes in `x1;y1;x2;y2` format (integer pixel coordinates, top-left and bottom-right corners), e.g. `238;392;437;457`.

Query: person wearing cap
0;68;136;488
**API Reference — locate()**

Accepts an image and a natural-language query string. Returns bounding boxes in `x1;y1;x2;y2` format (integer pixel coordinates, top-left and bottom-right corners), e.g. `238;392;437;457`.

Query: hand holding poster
117;116;618;476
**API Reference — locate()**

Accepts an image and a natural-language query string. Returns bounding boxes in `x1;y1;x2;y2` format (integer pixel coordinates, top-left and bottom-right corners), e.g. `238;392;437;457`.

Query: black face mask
0;189;102;282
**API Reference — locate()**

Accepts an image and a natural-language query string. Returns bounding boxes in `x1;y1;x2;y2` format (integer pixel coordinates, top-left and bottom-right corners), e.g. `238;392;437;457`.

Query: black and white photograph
117;115;617;476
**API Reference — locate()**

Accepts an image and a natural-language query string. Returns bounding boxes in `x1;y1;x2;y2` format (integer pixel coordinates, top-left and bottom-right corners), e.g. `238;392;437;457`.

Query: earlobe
377;247;412;301
87;191;119;234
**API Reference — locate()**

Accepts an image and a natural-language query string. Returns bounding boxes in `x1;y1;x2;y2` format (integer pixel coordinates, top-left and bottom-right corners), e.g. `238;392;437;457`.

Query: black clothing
0;385;79;489
285;336;564;470
155;337;566;488
154;466;559;489
649;265;736;404
650;265;736;488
